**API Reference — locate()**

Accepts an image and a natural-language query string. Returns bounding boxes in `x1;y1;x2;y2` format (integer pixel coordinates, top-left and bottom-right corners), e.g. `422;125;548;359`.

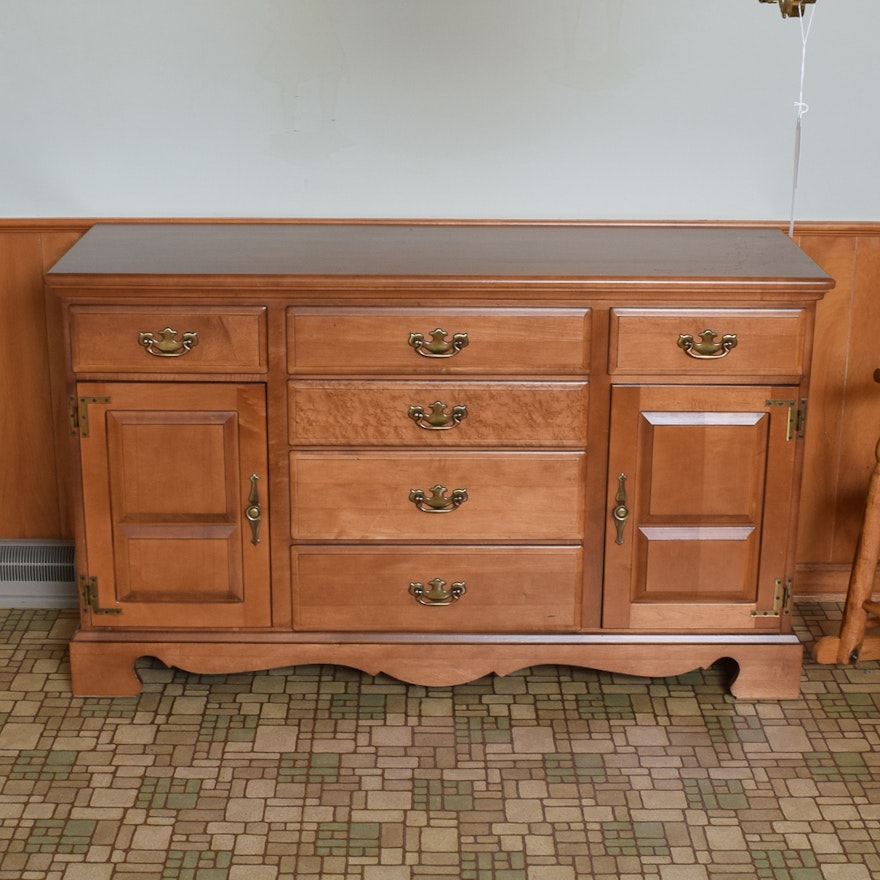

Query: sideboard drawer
292;546;581;632
69;306;267;373
287;308;591;375
609;308;807;377
288;381;589;447
290;452;585;542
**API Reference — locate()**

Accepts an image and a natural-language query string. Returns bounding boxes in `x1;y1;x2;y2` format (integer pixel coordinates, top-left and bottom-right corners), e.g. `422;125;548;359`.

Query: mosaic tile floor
1;603;880;879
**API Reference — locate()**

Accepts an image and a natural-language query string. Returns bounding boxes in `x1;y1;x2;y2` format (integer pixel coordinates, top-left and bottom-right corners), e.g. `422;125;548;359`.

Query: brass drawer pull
138;327;199;358
245;474;262;545
612;473;629;545
677;329;737;360
408;401;468;430
408;328;469;359
409;578;466;606
409;484;468;513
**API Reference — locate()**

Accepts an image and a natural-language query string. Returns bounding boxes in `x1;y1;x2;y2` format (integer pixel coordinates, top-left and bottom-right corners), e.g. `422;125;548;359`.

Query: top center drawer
287;308;591;375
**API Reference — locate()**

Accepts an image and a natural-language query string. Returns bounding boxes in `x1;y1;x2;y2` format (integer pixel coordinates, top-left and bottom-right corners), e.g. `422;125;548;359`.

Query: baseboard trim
794;563;878;602
0;582;77;609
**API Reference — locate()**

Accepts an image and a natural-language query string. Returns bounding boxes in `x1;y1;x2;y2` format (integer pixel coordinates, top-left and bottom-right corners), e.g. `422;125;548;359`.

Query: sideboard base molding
69;634;804;700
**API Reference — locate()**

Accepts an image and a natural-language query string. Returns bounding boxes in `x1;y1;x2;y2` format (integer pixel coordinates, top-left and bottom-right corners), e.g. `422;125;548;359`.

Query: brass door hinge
79;575;122;616
69;395;110;438
751;578;793;618
794;398;807;439
765;399;807;442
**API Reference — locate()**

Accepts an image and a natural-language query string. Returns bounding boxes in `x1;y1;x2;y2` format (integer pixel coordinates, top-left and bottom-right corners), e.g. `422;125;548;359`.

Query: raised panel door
76;382;271;628
603;385;800;631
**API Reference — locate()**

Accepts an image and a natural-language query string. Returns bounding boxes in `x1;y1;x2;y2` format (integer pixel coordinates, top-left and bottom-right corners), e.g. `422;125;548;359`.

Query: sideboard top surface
48;223;833;288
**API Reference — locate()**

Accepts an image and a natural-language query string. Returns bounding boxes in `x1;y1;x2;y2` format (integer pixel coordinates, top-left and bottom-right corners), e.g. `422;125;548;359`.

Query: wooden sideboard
46;223;833;698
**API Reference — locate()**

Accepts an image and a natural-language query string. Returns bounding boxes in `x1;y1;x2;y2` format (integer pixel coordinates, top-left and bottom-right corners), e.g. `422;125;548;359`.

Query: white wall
1;1;876;221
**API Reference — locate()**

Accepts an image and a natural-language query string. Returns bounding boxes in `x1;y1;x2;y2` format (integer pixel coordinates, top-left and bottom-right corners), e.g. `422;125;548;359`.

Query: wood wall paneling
795;234;857;565
2;220;878;597
0;230;73;539
796;232;880;594
41;229;90;538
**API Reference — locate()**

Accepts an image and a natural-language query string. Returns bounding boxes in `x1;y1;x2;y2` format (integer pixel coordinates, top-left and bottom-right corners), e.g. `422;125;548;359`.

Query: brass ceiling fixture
759;0;816;17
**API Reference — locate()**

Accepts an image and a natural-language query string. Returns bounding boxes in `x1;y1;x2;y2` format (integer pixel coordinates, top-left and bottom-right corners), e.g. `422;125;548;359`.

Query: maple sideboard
47;223;833;698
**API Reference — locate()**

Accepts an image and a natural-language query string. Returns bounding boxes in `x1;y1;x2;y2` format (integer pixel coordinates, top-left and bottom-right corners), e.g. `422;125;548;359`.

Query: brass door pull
138;327;199;358
408;401;468;430
677;329;737;360
245;474;262;545
408;328;469;359
612;473;629;545
409;484;468;513
409;578;466;606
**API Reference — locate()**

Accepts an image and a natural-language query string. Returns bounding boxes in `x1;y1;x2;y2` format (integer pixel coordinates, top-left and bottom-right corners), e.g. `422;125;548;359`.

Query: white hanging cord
789;4;817;237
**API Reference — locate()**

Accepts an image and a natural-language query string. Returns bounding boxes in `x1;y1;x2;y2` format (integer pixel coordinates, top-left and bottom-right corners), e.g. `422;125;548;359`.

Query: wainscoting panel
796;230;880;594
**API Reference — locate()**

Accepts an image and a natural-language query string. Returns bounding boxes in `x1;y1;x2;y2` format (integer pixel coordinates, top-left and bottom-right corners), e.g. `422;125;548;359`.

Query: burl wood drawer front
288;381;589;447
290;452;585;542
609;308;807;377
287;308;591;375
69;306;267;373
292;546;581;632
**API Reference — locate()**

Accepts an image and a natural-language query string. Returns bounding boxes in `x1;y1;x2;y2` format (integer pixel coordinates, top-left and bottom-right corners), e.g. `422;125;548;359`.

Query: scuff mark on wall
258;0;352;161
549;0;638;91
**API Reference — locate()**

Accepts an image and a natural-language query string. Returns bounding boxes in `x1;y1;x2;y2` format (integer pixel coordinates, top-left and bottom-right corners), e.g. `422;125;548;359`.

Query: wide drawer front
288;381;589;447
292;546;581;632
609;308;807;377
290;452;585;542
287;308;591;375
69;306;268;373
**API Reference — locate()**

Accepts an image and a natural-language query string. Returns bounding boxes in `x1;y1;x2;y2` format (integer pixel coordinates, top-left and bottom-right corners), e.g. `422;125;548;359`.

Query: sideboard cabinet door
603;385;800;631
75;382;272;629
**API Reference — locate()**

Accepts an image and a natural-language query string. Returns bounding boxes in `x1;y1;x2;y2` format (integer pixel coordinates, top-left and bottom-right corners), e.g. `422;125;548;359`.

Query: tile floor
1;603;879;880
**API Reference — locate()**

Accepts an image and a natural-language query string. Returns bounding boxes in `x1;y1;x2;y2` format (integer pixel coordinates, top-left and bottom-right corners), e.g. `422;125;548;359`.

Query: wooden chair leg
813;438;880;664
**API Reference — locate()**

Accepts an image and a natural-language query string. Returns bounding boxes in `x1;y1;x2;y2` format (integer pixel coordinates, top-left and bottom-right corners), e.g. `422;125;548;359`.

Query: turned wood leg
813;438;880;665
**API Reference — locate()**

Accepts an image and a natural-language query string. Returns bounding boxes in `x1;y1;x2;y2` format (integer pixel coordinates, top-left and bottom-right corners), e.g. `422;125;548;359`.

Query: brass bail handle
409;578;466;606
245;474;262;545
677;329;737;360
409;484;468;513
407;328;469;359
408;401;468;431
138;327;199;358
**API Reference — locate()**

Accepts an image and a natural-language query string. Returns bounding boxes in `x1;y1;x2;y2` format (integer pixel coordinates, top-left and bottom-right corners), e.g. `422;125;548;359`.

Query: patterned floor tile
2;605;880;878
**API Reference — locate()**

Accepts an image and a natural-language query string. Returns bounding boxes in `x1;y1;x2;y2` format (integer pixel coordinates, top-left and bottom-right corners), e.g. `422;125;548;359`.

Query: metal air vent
0;540;77;608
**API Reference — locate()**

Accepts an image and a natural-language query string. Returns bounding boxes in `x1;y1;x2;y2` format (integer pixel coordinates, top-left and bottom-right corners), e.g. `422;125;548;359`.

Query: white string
789;4;817;237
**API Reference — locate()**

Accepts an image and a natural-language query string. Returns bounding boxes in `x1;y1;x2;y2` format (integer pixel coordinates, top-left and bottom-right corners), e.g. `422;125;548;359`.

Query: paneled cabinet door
75;382;271;629
602;385;800;631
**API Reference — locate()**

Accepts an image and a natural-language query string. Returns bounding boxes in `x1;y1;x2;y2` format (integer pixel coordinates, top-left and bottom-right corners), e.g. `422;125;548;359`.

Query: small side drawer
292;545;581;632
287;308;591;375
69;306;267;373
288;381;589;447
290;452;585;542
609;308;807;378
